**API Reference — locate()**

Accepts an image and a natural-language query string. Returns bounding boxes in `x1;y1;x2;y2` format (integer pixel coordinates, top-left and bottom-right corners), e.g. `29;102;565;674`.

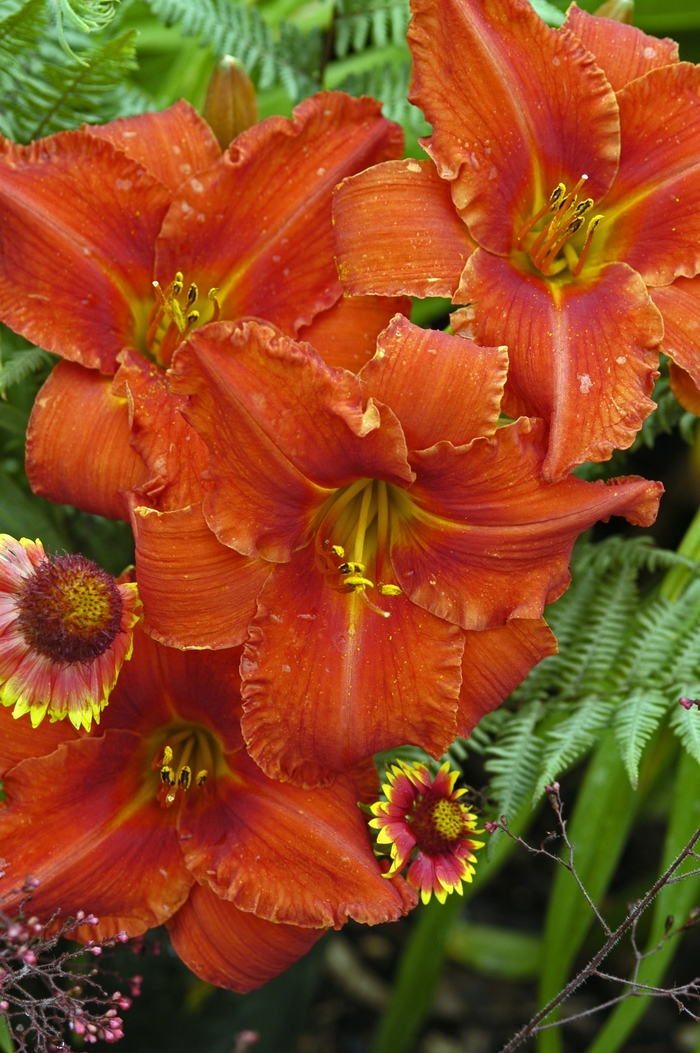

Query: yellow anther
186;310;200;326
344;574;374;590
162;745;173;766
172;272;184;296
160;765;175;786
378;584;402;596
331;545;345;559
178;766;192;790
208;288;219;301
187;283;198;305
339;561;365;575
550;183;565;207
196;770;208;787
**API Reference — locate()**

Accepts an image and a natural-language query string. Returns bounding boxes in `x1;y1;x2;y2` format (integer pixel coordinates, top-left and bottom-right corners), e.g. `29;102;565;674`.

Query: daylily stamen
152;725;217;808
518;174;604;278
147;272;219;367
312;478;409;614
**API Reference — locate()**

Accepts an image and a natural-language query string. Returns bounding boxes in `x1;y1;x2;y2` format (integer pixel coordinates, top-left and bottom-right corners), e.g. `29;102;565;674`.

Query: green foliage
473;537;700;820
146;0;323;99
0;0;148;142
333;0;409;58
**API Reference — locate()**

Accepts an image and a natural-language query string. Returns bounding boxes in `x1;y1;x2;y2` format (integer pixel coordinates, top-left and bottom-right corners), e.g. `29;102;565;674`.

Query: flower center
15;554;124;665
151;722;222;808
147;270;221;367
409;791;466;855
515;176;604;278
312;479;413;618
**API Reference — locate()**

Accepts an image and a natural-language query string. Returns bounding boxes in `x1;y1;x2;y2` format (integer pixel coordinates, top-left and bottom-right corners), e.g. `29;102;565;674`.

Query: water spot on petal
578;373;593;394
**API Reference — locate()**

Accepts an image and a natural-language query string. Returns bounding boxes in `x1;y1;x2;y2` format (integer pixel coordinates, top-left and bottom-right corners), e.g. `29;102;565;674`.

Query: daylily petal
604;63;700;285
100;625;244;751
171;321;412;561
453;251;662;480
333;158;474;297
155;92;404;336
114;349;209;511
0;132;170;371
131;503;269;650
457;619;557;737
0;731;193;935
178;744;417;927
167;883;324;992
25;361;147;521
0;703;78;776
668;362;700;415
408;0;620;254
396;418;663;629
298;293;412;372
359;315;507;449
563;5;678;92
86;100;221;193
649;277;700;388
240;550;464;786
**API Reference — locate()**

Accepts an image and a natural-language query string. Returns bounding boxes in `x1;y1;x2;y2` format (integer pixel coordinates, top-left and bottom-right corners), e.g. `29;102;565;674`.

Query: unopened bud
593;0;634;21
203;56;259;150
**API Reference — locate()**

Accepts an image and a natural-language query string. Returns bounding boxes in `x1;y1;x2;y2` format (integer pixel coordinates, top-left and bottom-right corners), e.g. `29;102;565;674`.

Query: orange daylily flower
0;625;415;992
333;0;700;479
0;95;408;604
132;313;660;787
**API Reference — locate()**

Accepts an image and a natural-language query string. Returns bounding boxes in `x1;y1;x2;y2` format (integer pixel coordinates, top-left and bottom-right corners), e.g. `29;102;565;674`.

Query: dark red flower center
409;790;465;855
15;554;123;665
515;176;604;279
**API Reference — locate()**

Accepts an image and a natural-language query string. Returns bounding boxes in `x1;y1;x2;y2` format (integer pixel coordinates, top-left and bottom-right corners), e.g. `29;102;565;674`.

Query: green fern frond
669;701;700;765
484;701;544;830
613;690;670;787
333;57;428;130
333;0;409;58
0;348;53;396
535;698;614;800
147;0;323;98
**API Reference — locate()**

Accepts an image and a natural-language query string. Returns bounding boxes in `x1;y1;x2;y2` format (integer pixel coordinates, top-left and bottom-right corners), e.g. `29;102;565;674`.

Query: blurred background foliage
3;0;700;1050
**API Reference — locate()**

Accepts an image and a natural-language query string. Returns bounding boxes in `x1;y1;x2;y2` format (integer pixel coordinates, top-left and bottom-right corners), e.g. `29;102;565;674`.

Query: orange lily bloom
333;0;700;479
0;95;407;609
0;625;415;992
133;314;661;787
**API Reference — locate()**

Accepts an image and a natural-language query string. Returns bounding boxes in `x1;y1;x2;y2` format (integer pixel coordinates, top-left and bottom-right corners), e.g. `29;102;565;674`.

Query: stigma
515;176;604;278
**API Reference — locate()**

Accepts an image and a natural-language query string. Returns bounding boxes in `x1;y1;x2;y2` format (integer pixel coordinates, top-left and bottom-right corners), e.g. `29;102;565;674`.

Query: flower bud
203;56;259;150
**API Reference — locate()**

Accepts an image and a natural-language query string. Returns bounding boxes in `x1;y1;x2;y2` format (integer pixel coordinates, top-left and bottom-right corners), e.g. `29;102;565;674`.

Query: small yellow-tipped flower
370;761;483;904
203;56;259;150
0;535;141;730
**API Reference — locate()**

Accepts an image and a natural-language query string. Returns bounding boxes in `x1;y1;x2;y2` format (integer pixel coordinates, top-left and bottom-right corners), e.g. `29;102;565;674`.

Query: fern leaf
0;348;53;395
485;701;544;823
670;702;700;766
613;690;670;787
535;698;614;799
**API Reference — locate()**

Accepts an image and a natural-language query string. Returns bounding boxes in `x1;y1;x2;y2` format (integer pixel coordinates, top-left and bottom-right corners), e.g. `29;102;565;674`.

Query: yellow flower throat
515;175;604;278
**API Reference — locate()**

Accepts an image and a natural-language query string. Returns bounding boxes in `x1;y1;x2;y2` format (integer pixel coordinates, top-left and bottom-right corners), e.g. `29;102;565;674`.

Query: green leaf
0;1015;12;1053
0;467;72;552
536;698;614;800
0;348;53;396
669;699;700;764
446;923;541;980
613;690;670;787
528;0;565;25
484;701;544;842
583;749;700;1053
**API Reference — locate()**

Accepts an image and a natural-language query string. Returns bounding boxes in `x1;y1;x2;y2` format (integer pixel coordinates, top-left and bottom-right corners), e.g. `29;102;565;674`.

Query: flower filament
515;176;604;278
147;271;221;367
152;724;218;808
313;478;407;618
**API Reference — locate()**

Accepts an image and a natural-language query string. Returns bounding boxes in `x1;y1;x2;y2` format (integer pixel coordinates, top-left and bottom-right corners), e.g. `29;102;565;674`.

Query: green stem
660;505;700;602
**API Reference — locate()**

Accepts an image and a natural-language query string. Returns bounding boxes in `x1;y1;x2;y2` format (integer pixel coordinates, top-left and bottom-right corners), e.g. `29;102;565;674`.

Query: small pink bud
483;821;499;834
116;930;129;942
76;911;85;922
0;1000;9;1011
89;946;102;956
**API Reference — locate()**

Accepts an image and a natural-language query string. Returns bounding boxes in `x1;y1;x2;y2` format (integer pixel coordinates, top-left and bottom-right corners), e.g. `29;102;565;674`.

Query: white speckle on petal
616;356;627;365
316;166;326;176
552;56;561;66
115;178;132;191
406;161;421;173
643;46;656;59
190;178;204;193
578;373;593;394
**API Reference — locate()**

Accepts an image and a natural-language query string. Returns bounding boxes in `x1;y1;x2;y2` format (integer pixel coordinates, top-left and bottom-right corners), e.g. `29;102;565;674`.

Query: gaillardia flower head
0;626;415;992
133;313;661;787
333;0;700;479
370;760;483;903
0;535;140;730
